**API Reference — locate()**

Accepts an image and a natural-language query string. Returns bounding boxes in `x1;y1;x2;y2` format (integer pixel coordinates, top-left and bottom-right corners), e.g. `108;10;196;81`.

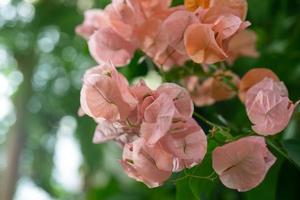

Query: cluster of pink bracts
76;0;258;70
81;64;207;187
77;0;299;192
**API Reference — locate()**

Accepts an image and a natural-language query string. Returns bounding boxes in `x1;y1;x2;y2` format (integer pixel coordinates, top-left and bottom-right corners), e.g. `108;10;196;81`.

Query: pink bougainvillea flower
80;64;137;122
245;78;298;136
184;71;239;106
227;30;259;64
88;28;136;66
137;18;169;60
153;46;189;70
160;10;198;54
184;23;228;64
185;76;216;107
239;68;279;102
93;119;123;143
75;9;110;40
208;0;248;21
156;83;194;118
121;138;172;188
183;0;250;65
210;71;240;101
140;93;176;145
160;118;207;170
133;82;196;145
138;0;172;17
213;14;243;43
212;136;276;192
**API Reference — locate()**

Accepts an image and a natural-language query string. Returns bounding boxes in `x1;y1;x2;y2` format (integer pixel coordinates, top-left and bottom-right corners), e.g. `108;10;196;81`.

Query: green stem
173;171;217;183
266;138;300;170
193;112;231;138
193;112;225;129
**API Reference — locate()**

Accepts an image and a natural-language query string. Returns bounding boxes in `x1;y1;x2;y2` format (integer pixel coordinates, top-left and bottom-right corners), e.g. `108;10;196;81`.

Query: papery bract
140;94;176;145
138;0;172;17
160;10;198;54
75;10;109;39
184;71;239;107
245;78;297;136
239;68;279;102
80;65;137;122
121;138;172;188
156;83;194;117
160;118;207;170
93;119;123;143
209;0;248;20
212;136;276;192
89;28;136;66
227;30;259;64
184;24;227;64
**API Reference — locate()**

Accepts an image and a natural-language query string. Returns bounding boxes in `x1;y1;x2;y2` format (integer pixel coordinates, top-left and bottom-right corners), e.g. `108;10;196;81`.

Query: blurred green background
0;0;299;199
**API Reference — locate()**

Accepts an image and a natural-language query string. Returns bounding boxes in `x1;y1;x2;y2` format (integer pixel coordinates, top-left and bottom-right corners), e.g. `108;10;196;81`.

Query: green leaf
176;178;196;200
282;139;300;167
188;154;216;200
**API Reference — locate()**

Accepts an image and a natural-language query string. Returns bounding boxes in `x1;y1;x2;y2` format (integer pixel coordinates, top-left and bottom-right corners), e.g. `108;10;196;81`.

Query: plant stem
173;171;217;183
266;138;300;170
193;112;230;132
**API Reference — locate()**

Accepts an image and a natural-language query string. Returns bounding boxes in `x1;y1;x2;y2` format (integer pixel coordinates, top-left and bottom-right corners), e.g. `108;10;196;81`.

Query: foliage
0;0;299;200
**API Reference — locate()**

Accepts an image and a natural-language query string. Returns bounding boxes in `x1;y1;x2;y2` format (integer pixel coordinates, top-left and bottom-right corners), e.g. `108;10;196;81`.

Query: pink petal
160;10;198;54
93;119;123;143
214;15;242;40
121;138;172;188
160;118;207;169
156;83;194;117
212;136;276;192
184;23;227;64
209;0;248;21
227;30;259;64
75;9;109;39
247;90;295;136
239;68;279;102
80;65;137;121
245;78;296;135
141;94;175;144
88;28;136;66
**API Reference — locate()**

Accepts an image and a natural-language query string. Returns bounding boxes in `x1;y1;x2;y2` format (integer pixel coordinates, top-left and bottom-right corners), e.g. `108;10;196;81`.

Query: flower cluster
76;0;299;193
80;64;207;187
76;0;258;70
240;68;299;135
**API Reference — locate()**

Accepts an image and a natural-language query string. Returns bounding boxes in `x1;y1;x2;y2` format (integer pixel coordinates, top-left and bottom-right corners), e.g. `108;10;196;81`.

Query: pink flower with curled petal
153;46;189;70
121;138;172;188
160;10;198;54
184;71;239;107
88;28;137;66
138;0;172;17
183;0;250;65
140;93;176;145
75;10;110;40
245;78;298;136
93;119;123;143
160;118;207;170
227;30;259;64
212;136;276;192
207;0;248;21
184;23;228;64
80;64;137;122
156;83;194;117
239;68;279;102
